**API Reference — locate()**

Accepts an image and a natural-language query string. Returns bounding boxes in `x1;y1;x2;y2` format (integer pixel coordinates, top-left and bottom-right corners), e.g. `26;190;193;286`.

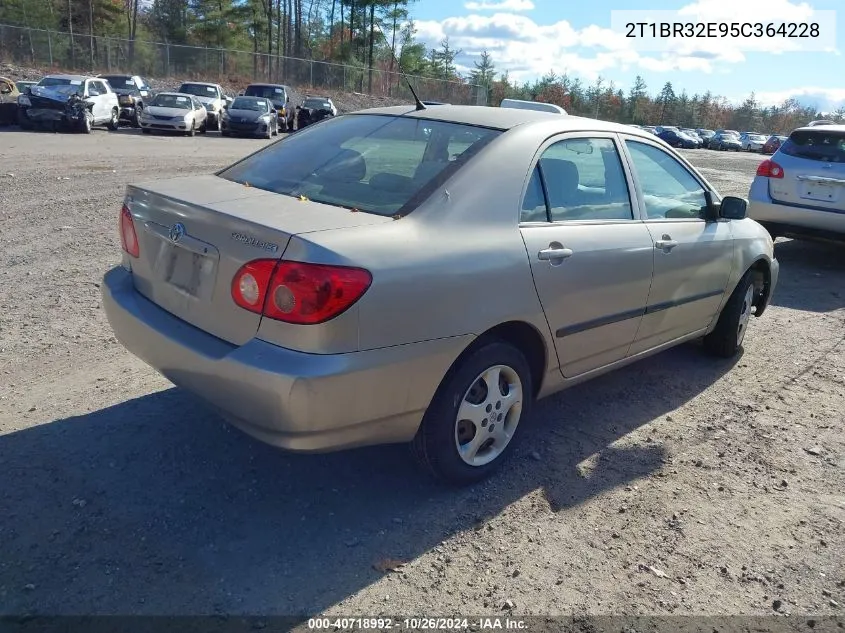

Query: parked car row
629;124;795;155
6;73;336;138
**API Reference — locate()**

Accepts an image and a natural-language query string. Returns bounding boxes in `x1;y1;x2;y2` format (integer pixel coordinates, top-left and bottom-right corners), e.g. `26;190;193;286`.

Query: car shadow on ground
771;238;845;312
0;344;737;617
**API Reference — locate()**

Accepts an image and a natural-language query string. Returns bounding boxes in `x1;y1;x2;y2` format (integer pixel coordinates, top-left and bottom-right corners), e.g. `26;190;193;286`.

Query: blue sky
410;0;844;110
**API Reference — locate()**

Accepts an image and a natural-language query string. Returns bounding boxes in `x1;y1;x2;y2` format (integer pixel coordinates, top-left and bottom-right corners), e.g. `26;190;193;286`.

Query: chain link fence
0;23;487;106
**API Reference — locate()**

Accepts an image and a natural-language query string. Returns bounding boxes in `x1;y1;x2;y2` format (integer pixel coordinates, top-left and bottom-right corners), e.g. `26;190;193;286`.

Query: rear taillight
756;159;784;178
231;259;372;324
119;204;140;257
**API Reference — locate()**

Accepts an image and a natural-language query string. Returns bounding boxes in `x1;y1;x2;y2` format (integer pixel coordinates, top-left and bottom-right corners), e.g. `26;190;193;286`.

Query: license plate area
800;180;840;203
146;222;220;301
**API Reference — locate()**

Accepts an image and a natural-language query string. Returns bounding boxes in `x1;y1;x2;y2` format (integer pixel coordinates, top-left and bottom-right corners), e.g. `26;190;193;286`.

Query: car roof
791;124;845;133
43;74;91;81
155;92;195;98
351;104;651;135
247;83;288;88
179;81;218;86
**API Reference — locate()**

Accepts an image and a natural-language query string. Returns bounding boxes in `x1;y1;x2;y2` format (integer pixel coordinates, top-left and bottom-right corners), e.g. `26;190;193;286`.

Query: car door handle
655;236;678;251
538;246;573;260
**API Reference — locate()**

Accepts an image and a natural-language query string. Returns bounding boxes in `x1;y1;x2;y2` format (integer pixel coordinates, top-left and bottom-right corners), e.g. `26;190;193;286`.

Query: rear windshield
244;85;285;99
218;114;501;217
304;98;331;110
781;129;845;162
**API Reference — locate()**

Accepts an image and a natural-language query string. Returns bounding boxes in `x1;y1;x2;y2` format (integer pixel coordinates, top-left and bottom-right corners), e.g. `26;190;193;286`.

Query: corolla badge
169;222;186;242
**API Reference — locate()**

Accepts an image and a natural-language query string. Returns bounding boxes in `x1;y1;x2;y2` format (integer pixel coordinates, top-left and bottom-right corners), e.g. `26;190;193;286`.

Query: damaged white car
17;74;119;133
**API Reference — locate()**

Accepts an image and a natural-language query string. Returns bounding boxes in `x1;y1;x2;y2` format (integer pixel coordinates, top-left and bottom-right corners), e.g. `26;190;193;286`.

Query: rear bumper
101;266;470;452
748;178;845;238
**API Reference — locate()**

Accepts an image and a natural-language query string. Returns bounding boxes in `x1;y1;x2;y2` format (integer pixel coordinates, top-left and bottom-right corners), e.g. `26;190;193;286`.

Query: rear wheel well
453;322;547;399
749;259;771;316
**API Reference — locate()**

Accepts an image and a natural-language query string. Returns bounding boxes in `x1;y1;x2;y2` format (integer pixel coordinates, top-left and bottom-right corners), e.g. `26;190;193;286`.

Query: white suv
747;125;845;243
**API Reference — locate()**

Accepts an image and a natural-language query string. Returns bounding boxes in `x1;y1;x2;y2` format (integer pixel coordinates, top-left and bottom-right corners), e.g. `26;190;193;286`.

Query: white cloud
752;87;845;110
464;0;534;11
412;0;838;104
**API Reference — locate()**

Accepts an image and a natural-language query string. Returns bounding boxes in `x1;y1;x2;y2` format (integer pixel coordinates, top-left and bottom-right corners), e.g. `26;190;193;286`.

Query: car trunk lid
124;175;391;346
769;128;845;211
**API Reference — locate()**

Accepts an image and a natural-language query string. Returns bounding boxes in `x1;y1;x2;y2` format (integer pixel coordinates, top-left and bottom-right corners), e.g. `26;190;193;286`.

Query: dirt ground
0;128;843;622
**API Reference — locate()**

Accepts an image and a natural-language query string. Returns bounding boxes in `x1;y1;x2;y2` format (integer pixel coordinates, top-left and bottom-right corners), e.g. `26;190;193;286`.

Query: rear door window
781;129;845;163
219;114;500;216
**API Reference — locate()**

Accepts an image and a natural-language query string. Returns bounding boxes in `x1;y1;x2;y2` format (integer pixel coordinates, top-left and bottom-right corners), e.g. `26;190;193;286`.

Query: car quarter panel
265;122;570;360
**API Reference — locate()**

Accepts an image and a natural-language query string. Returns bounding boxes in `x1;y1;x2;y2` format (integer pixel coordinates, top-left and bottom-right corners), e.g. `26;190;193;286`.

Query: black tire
411;341;534;485
703;270;756;358
186;120;196;137
131;108;141;128
199;119;208;134
17;109;32;130
80;112;92;134
222;130;230;137
141;128;151;134
107;108;119;131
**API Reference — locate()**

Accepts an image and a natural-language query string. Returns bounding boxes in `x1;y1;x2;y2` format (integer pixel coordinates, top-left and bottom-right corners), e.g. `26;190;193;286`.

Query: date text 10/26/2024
307;617;527;630
609;10;836;52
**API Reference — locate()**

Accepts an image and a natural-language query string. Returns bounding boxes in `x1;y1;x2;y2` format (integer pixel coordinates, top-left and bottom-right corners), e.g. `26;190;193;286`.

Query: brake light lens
756;159;784;178
119;204;139;257
231;259;372;324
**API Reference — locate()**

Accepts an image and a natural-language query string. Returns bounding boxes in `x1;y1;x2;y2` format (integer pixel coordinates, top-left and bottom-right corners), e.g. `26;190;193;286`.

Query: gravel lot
0;128;843;621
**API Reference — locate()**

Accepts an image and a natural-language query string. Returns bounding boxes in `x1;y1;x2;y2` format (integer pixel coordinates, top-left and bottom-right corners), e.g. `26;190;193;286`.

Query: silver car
139;92;208;135
748;125;845;242
102;106;779;484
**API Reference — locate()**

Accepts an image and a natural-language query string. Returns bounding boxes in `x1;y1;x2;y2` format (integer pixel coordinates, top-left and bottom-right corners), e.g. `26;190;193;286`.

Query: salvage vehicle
242;83;295;131
0;76;19;126
220;96;279;139
14;80;37;92
99;74;154;127
302;95;338;117
748;124;845;243
17;75;119;133
294;103;333;130
101;105;779;484
138;92;208;136
177;81;230;131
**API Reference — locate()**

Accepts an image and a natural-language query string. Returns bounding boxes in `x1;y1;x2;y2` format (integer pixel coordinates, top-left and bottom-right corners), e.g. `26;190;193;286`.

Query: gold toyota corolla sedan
102;105;779;484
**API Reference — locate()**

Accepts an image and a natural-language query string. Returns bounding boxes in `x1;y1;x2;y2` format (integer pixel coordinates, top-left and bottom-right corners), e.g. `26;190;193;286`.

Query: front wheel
703;271;756;358
186;120;196;137
107;108;119;131
411;341;533;485
80;111;93;134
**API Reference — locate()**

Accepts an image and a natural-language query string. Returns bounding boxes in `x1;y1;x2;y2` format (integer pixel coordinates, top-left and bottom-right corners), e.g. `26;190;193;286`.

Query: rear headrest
540;158;579;190
317;148;366;183
369;173;413;193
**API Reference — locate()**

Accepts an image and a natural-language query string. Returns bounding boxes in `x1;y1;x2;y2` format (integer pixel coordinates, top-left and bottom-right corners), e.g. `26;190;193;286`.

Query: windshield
38;77;82;90
101;76;134;88
178;83;218;98
781;129;845;163
722;132;739;139
36;81;83;96
244;85;285;100
304;98;331;110
219;114;501;216
152;94;191;109
231;97;269;112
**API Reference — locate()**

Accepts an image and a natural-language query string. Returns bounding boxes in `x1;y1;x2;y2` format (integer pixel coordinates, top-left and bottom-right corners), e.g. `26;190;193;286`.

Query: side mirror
719;196;747;220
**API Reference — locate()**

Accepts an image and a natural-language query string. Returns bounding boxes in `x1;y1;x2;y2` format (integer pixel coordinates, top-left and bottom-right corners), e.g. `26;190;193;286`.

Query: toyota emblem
169;222;186;243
